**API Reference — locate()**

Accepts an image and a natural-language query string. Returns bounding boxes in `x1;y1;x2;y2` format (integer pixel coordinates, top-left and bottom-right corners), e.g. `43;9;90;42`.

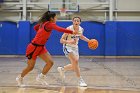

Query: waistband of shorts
63;45;78;49
31;42;44;46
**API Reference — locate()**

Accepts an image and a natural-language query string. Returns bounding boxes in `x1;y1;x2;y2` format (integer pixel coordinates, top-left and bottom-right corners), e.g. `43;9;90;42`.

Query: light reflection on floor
0;56;140;93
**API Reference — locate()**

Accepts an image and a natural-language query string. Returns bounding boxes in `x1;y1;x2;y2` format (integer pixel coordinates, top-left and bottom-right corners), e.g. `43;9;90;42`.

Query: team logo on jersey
71;35;80;39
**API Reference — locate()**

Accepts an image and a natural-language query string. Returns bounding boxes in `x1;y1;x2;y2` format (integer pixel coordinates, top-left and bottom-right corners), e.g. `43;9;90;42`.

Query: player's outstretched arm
80;35;90;42
52;24;78;34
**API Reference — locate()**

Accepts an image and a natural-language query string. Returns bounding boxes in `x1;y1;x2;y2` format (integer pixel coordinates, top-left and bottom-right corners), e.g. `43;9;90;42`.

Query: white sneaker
36;74;48;86
16;75;24;87
57;67;65;80
79;78;87;87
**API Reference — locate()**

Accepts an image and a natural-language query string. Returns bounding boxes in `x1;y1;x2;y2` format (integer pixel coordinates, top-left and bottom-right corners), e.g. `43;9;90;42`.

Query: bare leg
64;52;80;78
21;59;36;77
35;53;54;85
62;53;87;87
66;53;87;87
16;59;36;86
39;52;54;75
63;64;73;71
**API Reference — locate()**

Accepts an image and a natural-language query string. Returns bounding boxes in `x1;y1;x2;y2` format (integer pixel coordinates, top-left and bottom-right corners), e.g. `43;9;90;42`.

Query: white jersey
64;25;84;48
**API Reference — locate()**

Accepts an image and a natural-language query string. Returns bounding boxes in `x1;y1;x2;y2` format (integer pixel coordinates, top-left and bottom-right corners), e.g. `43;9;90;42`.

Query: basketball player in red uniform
16;11;78;86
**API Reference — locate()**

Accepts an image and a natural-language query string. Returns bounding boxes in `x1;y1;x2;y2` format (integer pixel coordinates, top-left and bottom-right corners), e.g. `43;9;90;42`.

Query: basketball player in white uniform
57;17;90;87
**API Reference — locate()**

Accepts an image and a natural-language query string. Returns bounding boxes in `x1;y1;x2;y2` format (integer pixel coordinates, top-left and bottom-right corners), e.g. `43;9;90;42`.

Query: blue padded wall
117;22;140;56
0;21;140;56
30;22;37;41
17;21;30;54
105;21;117;56
79;21;105;56
0;21;18;54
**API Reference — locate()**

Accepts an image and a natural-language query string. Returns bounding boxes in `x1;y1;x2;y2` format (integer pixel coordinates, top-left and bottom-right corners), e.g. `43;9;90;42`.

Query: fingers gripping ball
88;39;98;50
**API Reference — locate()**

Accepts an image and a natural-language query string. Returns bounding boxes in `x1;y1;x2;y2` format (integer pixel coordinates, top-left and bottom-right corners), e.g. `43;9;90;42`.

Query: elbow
33;27;36;31
34;27;38;32
34;29;37;32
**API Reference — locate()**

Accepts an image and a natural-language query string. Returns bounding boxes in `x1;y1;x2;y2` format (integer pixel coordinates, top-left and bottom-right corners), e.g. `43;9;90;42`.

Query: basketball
88;39;98;50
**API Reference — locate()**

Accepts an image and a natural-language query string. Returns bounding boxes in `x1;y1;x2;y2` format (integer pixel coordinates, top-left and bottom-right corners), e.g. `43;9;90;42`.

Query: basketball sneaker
79;78;87;87
57;67;65;80
16;75;24;87
36;73;48;86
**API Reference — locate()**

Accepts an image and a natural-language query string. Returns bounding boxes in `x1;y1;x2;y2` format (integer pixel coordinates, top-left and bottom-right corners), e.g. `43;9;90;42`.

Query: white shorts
63;45;79;57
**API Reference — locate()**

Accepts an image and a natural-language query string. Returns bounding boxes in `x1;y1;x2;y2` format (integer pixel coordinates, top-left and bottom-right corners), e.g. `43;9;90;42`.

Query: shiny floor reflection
0;57;140;93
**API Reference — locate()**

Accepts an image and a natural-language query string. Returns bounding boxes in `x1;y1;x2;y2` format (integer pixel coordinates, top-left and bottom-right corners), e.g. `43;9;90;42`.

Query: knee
72;62;78;68
73;59;79;65
71;60;79;69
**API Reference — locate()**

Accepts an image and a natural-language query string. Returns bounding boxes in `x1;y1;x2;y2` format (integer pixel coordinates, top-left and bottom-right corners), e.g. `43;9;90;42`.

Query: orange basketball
88;39;98;50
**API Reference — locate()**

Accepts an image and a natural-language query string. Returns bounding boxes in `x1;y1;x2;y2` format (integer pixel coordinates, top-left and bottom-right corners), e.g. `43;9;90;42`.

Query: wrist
87;39;90;42
63;40;68;44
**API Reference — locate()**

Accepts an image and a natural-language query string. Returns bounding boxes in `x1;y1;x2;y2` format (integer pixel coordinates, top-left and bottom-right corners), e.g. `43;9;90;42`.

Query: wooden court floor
0;56;140;93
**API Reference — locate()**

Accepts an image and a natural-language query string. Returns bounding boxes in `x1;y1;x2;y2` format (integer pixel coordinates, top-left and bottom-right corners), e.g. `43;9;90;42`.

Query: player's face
73;18;81;26
52;15;57;23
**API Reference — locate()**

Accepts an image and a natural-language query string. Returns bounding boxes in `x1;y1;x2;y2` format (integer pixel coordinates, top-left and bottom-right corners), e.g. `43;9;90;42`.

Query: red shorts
26;43;48;60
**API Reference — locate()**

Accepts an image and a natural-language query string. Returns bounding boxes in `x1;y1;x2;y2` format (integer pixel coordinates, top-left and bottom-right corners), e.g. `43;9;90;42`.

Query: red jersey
32;22;73;45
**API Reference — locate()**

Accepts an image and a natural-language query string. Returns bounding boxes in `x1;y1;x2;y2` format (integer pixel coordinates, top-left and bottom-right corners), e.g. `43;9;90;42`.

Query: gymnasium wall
1;0;140;21
0;21;140;56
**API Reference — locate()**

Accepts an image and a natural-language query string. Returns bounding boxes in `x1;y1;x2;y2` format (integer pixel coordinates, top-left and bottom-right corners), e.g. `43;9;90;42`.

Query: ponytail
38;11;56;24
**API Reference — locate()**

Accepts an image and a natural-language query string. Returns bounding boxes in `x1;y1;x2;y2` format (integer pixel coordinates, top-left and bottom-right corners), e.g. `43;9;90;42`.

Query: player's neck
73;25;79;30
